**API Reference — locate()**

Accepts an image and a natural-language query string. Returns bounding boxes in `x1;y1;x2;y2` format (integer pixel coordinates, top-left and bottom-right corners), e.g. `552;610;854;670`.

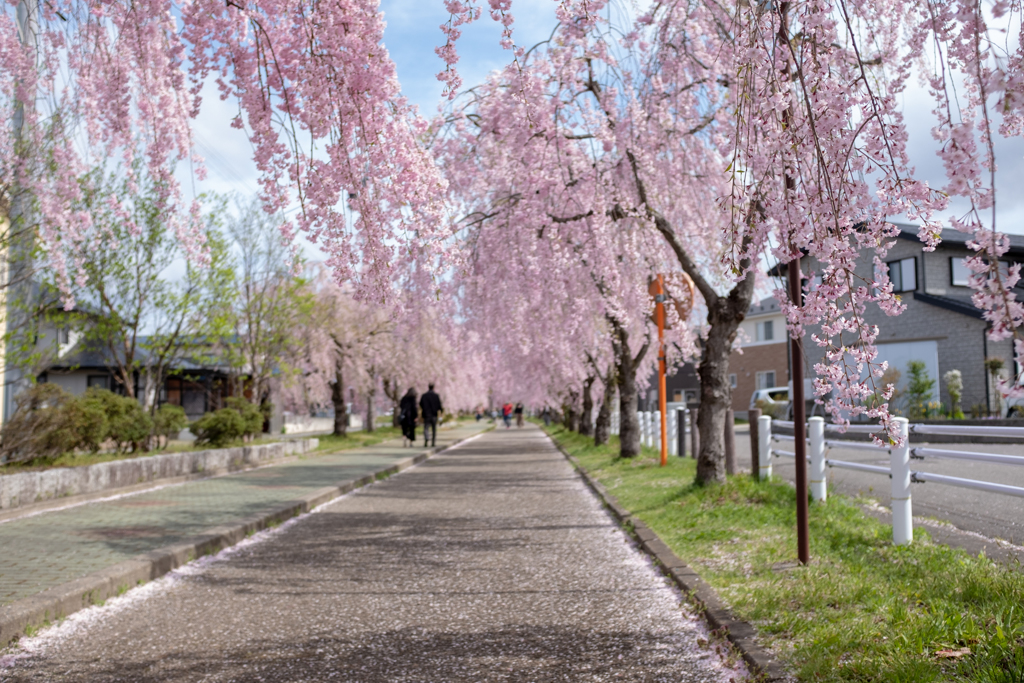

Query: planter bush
83;388;153;452
0;384;110;463
225;398;264;438
153;404;189;443
191;408;246;447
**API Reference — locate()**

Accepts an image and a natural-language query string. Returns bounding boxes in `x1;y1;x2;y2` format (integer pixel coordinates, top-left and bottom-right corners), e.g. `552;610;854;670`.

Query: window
729;374;737;389
756;370;777;390
756;320;774;342
87;375;110;390
887;257;917;293
951;257;970;286
684;390;698;404
56;327;69;345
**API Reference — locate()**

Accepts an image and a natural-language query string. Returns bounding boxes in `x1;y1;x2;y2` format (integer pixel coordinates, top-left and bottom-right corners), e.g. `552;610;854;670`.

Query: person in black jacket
399;388;418;447
419;384;443;447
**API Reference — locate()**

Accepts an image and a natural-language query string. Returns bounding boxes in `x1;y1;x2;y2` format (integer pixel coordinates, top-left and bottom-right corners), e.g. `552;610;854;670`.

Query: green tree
50;166;234;415
906;361;936;420
223;198;314;421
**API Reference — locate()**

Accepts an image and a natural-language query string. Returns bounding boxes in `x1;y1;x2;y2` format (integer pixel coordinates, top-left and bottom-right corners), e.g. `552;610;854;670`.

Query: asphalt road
1;427;738;683
733;424;1024;548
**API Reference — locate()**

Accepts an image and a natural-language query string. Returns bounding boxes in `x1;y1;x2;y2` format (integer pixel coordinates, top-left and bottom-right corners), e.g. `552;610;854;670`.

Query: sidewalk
2;425;733;682
0;422;488;642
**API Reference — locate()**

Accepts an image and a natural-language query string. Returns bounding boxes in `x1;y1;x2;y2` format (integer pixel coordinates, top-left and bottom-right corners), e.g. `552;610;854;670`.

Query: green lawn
545;424;1024;683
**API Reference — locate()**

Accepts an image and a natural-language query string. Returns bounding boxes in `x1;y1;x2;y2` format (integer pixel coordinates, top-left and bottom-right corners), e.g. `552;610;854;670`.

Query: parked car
750;387;790;417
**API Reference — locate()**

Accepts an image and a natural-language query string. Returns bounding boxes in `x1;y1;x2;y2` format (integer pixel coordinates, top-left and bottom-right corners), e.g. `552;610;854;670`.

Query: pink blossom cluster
2;0;446;306
437;0;1024;438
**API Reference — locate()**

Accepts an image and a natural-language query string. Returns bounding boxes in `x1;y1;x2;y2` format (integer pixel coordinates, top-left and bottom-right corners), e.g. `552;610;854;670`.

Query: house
39;337;236;421
777;223;1022;417
728;297;790;416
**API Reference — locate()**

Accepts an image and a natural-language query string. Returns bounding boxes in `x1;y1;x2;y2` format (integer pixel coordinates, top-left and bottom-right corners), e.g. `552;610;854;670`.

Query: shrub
152;404;188;442
225;397;264;439
944;369;964;419
191;408;246;447
905;360;936;420
0;384;108;464
83;388;153;452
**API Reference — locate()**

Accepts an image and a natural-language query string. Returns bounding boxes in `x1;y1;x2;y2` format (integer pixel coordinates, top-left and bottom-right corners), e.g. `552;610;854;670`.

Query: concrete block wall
0;438;319;511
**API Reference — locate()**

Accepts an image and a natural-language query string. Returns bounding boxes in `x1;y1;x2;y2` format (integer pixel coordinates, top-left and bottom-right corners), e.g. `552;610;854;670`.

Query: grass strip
544;424;1024;683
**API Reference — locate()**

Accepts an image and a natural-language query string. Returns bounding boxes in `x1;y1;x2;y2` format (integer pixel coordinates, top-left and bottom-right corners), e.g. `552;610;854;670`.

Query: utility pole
654;274;668;467
779;1;810;566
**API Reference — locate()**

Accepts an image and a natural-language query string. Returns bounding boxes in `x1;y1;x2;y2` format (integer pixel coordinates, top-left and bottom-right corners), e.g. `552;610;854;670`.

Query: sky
185;0;1024;259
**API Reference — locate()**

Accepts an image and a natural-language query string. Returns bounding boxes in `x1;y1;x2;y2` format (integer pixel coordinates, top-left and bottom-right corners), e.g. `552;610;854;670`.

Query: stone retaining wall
0;438;319;511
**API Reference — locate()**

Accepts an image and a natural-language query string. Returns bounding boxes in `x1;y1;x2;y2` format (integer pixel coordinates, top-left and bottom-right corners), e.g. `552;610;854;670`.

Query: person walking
419;383;443;448
399;388;418;447
514;402;524;428
502;402;514;429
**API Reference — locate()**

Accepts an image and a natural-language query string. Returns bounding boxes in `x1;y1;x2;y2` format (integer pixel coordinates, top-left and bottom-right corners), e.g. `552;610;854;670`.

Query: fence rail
761;415;1024;546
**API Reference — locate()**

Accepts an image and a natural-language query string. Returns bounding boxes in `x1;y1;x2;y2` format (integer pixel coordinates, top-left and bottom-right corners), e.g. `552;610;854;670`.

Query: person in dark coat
399;388;418;447
419;383;443;447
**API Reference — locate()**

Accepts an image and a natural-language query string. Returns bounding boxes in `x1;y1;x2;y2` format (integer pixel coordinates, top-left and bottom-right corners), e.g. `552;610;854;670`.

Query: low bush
152;404;188;443
225;397;264;439
0;384;108;463
191;408;246;447
83;388;153;452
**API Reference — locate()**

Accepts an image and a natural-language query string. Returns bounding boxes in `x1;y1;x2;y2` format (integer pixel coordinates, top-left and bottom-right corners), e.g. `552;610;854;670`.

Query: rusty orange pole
656;274;668;467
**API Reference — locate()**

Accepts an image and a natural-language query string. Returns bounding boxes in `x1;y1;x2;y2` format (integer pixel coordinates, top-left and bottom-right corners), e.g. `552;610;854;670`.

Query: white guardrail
761;416;1024;546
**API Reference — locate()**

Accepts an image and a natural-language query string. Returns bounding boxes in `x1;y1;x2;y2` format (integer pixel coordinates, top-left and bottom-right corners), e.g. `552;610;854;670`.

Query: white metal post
653;410;661;452
667;409;676;456
890;417;913;545
637;411;645;446
758;415;772;480
808;416;826;502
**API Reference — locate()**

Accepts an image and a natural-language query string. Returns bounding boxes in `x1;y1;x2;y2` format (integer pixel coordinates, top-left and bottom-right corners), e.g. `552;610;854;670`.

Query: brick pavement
0;422;487;608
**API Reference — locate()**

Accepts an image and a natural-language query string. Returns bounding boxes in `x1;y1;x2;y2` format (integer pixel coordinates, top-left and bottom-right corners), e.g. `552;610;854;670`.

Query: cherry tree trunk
593;376;614;446
366;386;376;433
579;376;595;437
564;391;580;431
332;362;348;437
696;286;755;484
617;353;641;458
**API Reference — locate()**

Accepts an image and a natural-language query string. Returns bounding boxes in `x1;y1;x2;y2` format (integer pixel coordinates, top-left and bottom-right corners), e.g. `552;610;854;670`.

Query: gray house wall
795;228;1018;416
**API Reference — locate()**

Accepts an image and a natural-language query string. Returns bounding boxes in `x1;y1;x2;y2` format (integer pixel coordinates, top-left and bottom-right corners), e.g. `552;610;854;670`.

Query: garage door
875;340;940;402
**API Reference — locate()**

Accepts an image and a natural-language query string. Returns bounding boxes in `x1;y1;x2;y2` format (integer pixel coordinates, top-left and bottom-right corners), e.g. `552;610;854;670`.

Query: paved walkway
0;423;485;608
1;426;733;682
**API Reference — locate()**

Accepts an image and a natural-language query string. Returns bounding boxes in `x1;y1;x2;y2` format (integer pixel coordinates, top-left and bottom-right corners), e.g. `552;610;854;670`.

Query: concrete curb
0;430;485;647
551;440;788;683
0;439;321;516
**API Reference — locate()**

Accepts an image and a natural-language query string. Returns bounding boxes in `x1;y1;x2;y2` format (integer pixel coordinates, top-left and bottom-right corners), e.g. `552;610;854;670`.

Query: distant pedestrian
420;383;443;447
475;407;484;422
399;388;418;447
541;407;551;426
502;402;514;429
514;402;524;427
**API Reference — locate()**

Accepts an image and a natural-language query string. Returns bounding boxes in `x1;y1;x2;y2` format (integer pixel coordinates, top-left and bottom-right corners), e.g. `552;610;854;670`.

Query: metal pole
690;406;699;459
724;408;736;475
677;407;686;458
808;416;826;502
758;415;772;480
890;417;913;545
749;407;762;480
655;275;668;466
787;258;810;565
